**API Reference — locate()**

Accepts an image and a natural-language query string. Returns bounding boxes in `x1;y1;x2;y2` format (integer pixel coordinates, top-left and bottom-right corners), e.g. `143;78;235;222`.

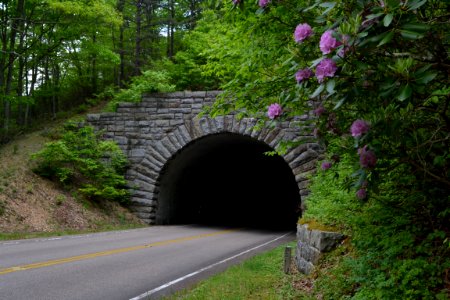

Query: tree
190;0;449;297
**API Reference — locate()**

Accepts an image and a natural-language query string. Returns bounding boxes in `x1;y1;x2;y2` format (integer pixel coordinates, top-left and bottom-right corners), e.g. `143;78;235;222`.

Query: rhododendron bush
197;0;449;297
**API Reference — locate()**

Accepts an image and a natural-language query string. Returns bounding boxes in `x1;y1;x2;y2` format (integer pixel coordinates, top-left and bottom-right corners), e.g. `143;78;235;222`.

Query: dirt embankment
0;125;143;234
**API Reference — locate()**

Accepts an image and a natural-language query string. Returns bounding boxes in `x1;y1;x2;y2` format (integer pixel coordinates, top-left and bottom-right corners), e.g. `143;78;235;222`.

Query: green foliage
189;1;450;297
166;241;302;299
105;70;176;111
302;154;362;234
303;148;450;299
31;122;129;203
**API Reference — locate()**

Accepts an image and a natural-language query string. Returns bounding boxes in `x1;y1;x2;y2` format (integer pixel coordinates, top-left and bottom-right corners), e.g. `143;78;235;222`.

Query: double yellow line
0;229;237;276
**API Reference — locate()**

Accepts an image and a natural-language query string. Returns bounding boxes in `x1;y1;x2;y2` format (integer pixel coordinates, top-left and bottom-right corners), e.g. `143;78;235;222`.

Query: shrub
31;122;129;203
104;70;175;111
303;144;450;299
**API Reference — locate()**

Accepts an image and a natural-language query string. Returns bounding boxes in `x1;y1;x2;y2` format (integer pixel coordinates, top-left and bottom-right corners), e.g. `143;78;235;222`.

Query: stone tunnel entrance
155;133;301;230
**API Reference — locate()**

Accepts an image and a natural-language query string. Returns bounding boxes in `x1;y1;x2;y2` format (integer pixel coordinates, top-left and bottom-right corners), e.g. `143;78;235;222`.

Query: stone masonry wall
86;91;323;225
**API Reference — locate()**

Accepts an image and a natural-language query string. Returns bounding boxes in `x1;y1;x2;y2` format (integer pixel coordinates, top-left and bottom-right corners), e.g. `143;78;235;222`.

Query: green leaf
414;64;433;76
397;85;412;101
365;13;384;20
400;30;424;40
255;8;265;15
326;79;336;95
319;2;336;15
333;96;347;110
402;23;430;32
311;84;325;98
407;0;427;10
378;31;394;46
383;14;393;27
415;72;437;84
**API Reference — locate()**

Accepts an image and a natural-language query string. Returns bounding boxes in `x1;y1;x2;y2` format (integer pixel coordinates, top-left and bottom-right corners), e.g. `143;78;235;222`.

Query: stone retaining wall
295;223;345;274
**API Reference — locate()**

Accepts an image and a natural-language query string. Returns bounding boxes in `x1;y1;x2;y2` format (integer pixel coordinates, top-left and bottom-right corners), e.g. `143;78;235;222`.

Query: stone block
130;197;155;207
297;241;321;264
86;114;100;121
186;91;206;97
129;206;154;213
295;255;315;275
130;149;146;158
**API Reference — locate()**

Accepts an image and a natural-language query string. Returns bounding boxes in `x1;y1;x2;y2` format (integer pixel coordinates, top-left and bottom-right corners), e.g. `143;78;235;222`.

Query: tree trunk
167;0;174;59
134;0;143;76
117;0;126;87
4;0;25;130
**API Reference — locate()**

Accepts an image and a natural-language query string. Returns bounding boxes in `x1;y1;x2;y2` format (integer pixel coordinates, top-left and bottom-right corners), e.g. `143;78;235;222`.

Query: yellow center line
0;229;238;276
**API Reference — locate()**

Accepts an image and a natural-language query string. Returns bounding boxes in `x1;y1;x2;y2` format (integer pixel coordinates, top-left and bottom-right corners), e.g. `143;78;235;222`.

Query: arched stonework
87;91;323;224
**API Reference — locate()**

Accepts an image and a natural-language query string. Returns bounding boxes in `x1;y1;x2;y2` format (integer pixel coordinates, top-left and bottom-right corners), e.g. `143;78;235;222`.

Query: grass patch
165;241;306;300
0;223;147;241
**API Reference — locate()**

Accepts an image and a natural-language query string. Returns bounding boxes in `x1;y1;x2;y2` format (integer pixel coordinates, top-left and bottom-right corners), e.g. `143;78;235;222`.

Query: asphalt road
0;225;294;300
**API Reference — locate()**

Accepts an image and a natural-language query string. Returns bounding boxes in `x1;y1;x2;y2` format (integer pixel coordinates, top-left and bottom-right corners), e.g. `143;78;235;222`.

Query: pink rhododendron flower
356;188;367;199
358;145;377;169
350;119;370;137
313;106;326;116
321;161;332;170
259;0;270;7
232;0;240;4
315;58;337;83
294;23;313;43
267;103;282;119
295;68;314;83
319;30;342;54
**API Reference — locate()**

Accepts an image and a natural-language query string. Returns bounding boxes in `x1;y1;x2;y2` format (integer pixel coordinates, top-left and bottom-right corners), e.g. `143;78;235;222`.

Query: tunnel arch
154;132;301;229
87;92;323;226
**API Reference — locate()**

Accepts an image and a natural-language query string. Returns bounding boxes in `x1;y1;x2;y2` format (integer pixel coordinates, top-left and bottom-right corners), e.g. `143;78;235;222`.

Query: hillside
0;111;145;237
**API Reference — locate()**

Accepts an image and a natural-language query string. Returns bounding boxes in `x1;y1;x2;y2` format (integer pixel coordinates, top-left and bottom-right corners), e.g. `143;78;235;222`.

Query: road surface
0;225;294;299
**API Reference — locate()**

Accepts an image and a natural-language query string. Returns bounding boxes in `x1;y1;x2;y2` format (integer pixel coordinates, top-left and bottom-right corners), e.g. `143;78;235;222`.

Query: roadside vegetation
0;0;448;298
165;241;304;300
0;107;145;238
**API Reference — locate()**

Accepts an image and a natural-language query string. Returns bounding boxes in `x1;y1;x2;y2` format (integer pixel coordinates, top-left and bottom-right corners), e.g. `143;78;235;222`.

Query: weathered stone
86;114;100;121
129;206;154;213
295;224;345;274
130;197;155;207
297;242;321;264
86;91;320;226
295;256;315;275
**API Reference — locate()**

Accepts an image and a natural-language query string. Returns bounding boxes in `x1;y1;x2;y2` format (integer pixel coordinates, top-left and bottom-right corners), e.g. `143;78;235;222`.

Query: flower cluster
295;68;314;83
313;105;326;116
315;58;337;83
356;188;367;200
319;30;342;55
358;146;377;169
259;0;270;7
267;103;282;119
321;161;332;170
293;24;343;83
294;24;313;43
350;119;370;137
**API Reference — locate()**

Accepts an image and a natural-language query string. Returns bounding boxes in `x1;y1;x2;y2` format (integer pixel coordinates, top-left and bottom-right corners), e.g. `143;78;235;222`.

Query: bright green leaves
405;0;427;11
31;123;130;203
383;13;394;27
46;0;121;26
378;30;395;46
400;23;430;40
397;84;412;101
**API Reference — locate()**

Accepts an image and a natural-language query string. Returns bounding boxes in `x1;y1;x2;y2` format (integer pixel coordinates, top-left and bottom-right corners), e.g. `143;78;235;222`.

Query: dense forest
0;0;211;143
2;0;449;298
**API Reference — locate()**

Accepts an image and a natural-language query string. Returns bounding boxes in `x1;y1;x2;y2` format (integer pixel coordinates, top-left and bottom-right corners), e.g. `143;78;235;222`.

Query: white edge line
129;232;292;300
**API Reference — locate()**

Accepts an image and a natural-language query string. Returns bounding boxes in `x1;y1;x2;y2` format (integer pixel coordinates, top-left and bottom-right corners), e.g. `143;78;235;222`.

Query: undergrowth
301;151;450;299
31;122;130;204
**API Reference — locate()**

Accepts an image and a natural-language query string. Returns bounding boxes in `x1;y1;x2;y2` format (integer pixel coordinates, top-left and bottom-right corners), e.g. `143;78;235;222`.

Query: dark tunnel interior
155;133;301;230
